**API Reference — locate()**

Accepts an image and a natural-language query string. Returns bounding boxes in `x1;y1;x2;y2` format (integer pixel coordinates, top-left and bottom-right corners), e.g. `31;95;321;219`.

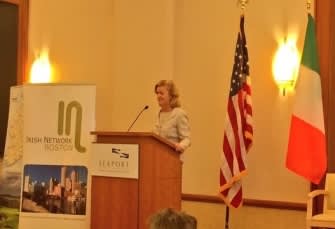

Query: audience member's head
148;208;197;229
179;211;197;229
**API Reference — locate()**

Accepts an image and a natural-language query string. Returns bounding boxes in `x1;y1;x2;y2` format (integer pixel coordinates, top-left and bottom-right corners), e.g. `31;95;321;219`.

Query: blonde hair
148;208;197;229
155;80;181;108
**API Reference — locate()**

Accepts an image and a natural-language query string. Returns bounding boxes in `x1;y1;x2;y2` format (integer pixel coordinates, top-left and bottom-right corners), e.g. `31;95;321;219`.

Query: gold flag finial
238;0;249;11
238;0;249;15
306;0;312;12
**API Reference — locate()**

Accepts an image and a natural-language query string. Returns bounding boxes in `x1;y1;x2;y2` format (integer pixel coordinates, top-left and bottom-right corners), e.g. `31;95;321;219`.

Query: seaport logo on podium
91;143;139;179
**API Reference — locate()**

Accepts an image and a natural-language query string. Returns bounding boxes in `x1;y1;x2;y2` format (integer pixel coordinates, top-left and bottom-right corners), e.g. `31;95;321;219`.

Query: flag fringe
219;170;247;192
218;192;244;208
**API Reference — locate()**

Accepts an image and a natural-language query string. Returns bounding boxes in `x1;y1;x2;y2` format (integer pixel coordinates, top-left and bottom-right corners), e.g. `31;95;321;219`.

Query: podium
90;131;182;229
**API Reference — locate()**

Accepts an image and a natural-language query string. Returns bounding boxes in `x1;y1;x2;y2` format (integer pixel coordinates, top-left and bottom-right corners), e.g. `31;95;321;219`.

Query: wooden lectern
90;131;182;229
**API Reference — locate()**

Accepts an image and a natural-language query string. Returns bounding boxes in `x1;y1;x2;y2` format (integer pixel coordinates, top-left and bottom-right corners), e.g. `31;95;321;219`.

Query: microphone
127;105;149;132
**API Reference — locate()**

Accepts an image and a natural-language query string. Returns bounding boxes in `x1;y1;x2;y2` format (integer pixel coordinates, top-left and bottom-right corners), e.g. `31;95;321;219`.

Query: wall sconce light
272;38;299;96
30;49;53;83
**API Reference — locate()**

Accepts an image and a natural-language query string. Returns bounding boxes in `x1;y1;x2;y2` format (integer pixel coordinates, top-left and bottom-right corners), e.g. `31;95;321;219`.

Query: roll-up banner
1;84;95;229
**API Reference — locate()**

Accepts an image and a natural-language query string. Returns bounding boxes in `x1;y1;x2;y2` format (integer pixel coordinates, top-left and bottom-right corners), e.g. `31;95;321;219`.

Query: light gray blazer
153;107;191;151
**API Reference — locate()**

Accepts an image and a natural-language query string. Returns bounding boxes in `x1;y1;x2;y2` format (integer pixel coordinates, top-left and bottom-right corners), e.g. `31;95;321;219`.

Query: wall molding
182;193;306;211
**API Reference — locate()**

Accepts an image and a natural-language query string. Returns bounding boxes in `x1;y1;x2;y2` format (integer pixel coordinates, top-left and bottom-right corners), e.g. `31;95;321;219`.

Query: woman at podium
153;80;191;153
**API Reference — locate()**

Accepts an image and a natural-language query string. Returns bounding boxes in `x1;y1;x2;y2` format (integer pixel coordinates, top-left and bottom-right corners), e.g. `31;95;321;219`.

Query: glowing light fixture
272;38;299;96
30;50;53;83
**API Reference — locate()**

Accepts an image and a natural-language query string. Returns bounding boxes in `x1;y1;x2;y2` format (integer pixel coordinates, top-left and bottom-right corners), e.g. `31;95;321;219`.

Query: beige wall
182;200;306;229
173;0;312;202
28;0;313;227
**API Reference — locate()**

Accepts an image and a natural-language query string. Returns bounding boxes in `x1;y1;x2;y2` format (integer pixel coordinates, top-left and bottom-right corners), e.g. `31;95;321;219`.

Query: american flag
219;15;253;208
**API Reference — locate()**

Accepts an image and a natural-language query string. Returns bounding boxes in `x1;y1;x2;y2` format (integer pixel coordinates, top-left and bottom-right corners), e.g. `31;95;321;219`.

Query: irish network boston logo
25;100;86;153
58;101;86;153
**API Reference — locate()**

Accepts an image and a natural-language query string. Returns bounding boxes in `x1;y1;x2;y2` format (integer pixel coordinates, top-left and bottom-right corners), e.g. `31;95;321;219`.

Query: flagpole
225;206;230;229
222;2;249;229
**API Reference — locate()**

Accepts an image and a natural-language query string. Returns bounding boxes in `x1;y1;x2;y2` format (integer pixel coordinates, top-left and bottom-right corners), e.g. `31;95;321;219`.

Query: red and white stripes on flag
219;15;253;208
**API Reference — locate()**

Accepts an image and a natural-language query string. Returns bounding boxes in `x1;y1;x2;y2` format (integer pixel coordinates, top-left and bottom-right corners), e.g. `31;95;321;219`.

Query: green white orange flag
286;14;327;184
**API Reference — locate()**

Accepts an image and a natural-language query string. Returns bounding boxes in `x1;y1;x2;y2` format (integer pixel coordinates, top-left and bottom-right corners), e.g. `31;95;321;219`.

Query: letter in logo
112;147;129;158
58;101;86;152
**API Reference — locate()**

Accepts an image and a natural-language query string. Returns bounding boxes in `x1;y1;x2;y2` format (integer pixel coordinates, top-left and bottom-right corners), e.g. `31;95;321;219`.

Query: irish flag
286;13;327;185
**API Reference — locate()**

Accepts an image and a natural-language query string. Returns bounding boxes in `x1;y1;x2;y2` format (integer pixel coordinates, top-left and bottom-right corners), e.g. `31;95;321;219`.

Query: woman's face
155;85;171;109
